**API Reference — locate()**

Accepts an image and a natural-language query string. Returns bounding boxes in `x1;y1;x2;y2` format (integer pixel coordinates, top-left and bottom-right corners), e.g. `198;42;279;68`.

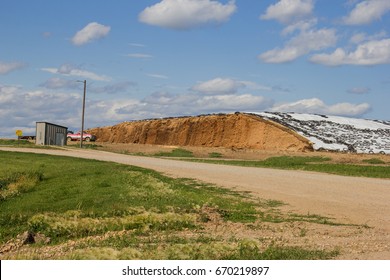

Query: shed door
56;133;65;146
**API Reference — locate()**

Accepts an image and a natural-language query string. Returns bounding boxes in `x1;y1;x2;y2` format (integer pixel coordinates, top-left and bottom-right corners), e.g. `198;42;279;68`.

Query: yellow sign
16;130;23;137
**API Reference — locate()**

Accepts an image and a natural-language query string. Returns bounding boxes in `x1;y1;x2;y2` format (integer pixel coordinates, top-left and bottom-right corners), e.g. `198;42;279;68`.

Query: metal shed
35;122;68;146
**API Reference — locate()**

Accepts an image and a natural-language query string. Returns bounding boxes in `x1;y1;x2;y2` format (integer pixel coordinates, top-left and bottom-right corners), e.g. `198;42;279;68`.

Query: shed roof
36;122;68;129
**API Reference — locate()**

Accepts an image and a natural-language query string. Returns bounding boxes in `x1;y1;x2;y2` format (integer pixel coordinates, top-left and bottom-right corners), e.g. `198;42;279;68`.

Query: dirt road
1;147;390;258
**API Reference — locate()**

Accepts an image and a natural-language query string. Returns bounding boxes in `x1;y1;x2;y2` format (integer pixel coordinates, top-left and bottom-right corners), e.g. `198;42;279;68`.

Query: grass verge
184;156;390;178
154;148;194;158
0;151;347;259
0;139;36;147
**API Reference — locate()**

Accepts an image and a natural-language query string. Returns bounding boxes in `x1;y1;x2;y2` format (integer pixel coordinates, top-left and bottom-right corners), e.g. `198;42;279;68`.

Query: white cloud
0;86;83;137
196;94;270;111
1;82;273;137
259;28;337;63
41;64;111;81
310;38;390;66
327;102;371;116
104;91;272;122
349;33;367;45
145;92;271;115
40;77;80;89
71;22;111;46
129;43;146;48
0;84;140;137
260;0;314;24
343;0;390;25
281;18;317;35
138;0;237;30
191;78;244;94
191;77;271;95
271;98;371;117
259;1;338;64
90;82;136;95
349;31;387;44
1;84;372;137
126;53;153;59
142;92;195;105
0;85;20;102
347;87;371;94
87;99;146;124
146;73;169;79
39;78;135;94
0;61;26;74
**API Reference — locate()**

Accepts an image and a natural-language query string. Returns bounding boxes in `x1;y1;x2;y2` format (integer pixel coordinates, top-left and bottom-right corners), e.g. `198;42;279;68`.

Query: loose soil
1;146;389;260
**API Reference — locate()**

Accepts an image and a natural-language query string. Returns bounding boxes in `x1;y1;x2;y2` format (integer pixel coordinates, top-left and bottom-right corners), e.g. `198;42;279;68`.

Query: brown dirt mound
89;113;313;152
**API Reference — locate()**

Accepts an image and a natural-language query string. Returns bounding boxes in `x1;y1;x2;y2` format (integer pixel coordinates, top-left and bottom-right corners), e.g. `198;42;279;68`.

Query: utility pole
77;80;87;148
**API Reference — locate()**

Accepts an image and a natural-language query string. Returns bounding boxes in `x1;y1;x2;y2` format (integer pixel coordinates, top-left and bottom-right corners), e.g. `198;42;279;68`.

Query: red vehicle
67;131;96;142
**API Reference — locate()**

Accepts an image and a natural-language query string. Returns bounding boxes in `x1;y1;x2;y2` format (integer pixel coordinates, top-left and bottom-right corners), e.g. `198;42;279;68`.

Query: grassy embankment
0;150;342;260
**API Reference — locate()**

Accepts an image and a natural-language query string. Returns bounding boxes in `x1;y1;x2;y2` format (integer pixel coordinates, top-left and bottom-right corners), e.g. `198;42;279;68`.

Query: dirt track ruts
1;147;390;259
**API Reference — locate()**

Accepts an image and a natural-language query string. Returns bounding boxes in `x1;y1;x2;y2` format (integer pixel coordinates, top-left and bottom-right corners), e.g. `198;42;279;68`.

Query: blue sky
1;0;390;137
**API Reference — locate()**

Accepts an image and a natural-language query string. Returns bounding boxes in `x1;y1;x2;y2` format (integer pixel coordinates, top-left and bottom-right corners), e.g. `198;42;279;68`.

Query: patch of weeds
97;181;111;188
154;148;194;158
288;213;330;224
362;158;385;165
27;211;197;241
199;212;211;223
287;213;359;227
217;209;258;223
96;234;140;249
262;213;285;223
162;242;235;260
132;152;146;156
0;170;44;200
258;245;339;260
234;239;263;260
0;214;29;241
299;228;307;237
82;144;103;149
224;240;338;260
69;247;119;260
261;156;331;167
259;199;285;208
209;152;223;158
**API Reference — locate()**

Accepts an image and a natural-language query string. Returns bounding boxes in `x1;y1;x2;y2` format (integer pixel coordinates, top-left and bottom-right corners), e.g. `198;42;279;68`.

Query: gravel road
1;147;390;258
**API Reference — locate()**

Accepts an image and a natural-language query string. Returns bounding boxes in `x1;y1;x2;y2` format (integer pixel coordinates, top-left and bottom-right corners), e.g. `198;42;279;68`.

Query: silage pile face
88;113;312;152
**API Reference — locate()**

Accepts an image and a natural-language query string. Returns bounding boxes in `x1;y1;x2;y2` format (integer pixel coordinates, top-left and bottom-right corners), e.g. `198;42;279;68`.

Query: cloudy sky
1;0;390;137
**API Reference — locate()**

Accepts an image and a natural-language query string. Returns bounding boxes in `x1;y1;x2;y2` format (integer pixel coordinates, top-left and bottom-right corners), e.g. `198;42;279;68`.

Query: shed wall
35;122;46;145
35;122;67;146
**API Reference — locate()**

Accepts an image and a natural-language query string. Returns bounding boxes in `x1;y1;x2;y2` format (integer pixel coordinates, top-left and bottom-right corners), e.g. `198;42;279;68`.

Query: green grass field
0;150;341;260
